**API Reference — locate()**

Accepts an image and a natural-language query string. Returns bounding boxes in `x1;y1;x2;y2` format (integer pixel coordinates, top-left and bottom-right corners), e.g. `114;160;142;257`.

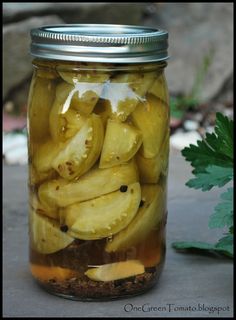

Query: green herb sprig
172;112;234;258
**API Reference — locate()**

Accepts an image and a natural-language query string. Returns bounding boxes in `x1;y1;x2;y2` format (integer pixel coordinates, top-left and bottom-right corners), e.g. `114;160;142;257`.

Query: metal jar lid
30;24;168;63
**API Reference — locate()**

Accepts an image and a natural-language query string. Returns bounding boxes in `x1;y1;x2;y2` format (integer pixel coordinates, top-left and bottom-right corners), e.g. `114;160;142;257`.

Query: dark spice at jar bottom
36;265;164;300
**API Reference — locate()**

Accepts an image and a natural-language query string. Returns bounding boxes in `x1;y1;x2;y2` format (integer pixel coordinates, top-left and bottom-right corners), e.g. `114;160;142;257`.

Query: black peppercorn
60;225;68;232
139;200;145;208
120;185;128;192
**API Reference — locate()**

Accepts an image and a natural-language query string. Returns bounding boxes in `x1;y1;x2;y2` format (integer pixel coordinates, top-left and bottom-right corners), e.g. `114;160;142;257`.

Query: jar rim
30;24;169;63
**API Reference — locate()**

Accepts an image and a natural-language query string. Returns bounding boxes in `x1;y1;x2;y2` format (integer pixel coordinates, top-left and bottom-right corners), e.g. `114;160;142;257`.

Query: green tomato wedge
28;76;55;143
30;192;58;220
131;94;169;158
99;119;142;169
52;114;104;180
93;99;112;128
101;71;156;121
61;182;141;240
38;160;139;208
58;63;110;86
136;129;170;183
29;209;74;254
29;164;57;186
49;82;88;142
58;68;110;115
62;109;87;140
33;140;63;174
106;184;165;252
148;74;169;105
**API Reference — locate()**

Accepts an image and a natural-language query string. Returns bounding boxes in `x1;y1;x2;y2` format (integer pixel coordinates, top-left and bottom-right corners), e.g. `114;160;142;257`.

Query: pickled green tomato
28;75;56;143
28;60;169;255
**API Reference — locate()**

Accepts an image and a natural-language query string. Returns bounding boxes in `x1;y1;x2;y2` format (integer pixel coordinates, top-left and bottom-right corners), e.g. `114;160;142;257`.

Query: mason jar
28;24;169;300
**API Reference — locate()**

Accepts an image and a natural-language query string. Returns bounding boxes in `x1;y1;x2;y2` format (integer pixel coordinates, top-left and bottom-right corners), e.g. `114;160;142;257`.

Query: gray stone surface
3;148;233;317
3;15;63;99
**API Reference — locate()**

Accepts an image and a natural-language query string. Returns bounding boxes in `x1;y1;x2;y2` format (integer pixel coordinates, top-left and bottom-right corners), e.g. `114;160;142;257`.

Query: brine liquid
30;216;166;300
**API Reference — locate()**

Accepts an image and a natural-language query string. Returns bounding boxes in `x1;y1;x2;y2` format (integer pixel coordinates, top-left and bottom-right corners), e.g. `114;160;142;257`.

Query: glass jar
28;24;169;300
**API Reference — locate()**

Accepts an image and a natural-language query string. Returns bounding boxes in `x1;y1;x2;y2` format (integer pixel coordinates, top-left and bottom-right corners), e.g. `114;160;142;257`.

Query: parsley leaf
172;241;217;251
186;166;233;191
214;112;234;159
215;234;233;257
173;112;234;259
181;113;233;174
172;240;233;258
208;188;233;229
229;226;234;234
